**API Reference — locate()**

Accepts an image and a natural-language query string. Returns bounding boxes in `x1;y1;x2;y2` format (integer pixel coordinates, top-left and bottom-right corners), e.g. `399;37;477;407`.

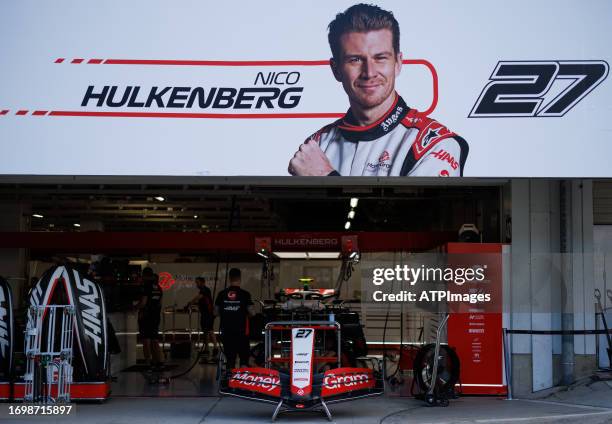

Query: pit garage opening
0;182;506;400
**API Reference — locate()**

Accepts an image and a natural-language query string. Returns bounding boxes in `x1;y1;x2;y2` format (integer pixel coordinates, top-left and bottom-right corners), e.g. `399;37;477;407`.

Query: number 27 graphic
469;61;608;117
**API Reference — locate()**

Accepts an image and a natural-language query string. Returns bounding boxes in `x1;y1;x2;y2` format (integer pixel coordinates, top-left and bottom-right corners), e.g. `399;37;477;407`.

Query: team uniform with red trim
308;94;468;177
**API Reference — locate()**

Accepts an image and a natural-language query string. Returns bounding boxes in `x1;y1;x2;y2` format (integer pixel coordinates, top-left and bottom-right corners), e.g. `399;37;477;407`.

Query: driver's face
332;29;402;110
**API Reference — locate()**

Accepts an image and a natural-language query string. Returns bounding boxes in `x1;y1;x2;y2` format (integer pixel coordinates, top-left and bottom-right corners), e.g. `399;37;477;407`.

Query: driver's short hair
328;3;400;61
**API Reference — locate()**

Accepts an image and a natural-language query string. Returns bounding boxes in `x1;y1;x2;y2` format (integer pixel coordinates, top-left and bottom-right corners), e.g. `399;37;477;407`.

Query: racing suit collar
338;94;410;142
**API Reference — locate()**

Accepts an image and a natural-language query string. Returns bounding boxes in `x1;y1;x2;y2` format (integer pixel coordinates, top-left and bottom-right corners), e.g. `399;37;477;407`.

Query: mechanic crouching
214;268;254;372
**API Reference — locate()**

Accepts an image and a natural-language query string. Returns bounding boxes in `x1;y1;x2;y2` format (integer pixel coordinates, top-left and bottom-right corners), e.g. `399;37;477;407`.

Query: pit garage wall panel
512;180;596;393
550;183;563;356
593;226;612;368
572;180;596;356
572;181;586;355
582;180;596;357
593;181;612;225
511;180;532;355
529;180;553;392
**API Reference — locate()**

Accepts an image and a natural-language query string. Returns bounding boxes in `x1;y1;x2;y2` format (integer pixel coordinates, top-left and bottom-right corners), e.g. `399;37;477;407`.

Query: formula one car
219;285;384;421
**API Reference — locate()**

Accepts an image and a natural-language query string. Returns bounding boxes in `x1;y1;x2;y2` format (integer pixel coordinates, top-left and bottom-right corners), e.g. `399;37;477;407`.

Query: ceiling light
32;213;44;219
348;210;355;219
154;196;165;202
273;252;308;259
193;215;198;219
350;198;359;208
306;252;341;259
344;221;351;230
73;223;81;228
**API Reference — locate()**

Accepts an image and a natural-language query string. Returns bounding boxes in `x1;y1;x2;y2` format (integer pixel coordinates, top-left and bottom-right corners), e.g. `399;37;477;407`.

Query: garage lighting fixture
306;252;341;259
344;221;351;230
350;198;359;208
273;252;340;259
154;196;165;202
193;215;198;219
73;223;81;228
348;210;355;219
32;213;44;219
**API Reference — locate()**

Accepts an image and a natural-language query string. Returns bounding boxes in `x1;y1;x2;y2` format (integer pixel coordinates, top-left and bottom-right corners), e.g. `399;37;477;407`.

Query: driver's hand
288;139;335;176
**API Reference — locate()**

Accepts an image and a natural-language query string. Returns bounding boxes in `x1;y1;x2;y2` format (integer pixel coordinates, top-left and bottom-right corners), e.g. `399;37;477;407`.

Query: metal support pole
502;328;513;400
560;180;575;386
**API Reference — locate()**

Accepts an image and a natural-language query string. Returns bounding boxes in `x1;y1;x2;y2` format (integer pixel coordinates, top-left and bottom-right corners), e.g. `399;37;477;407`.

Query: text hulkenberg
81;72;303;109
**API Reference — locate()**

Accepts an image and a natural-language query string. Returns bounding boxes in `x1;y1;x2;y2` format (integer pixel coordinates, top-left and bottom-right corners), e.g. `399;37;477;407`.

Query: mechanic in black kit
136;267;164;368
215;268;254;370
185;276;219;362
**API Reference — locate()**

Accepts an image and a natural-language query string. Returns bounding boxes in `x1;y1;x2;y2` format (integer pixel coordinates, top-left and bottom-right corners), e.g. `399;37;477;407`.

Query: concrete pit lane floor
2;386;612;424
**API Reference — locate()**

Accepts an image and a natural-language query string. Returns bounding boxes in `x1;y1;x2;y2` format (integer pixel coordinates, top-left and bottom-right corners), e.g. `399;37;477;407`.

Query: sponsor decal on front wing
321;368;375;397
229;367;281;397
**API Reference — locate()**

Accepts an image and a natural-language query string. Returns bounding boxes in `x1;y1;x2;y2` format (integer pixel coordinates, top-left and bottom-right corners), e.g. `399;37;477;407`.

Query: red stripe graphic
55;58;65;63
32;110;48;116
16;110;28;115
87;59;103;64
104;59;329;66
71;58;84;64
0;110;8;115
48;111;343;119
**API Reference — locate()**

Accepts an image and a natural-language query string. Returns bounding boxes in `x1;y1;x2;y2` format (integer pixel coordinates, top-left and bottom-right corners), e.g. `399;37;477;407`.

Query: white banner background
0;0;610;177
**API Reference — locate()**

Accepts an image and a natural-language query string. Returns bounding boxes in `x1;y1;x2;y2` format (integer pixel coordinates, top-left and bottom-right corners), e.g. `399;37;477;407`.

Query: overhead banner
0;1;610;177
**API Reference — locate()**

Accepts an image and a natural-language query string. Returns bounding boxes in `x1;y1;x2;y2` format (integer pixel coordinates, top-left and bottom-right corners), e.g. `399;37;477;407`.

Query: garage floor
2;389;612;424
112;358;219;397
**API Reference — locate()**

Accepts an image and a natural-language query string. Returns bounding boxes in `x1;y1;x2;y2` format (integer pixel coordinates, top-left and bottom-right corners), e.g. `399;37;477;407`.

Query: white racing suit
308;95;468;176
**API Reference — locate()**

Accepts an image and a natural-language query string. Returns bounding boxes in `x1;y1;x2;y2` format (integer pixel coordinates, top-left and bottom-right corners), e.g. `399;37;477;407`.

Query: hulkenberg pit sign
0;0;610;177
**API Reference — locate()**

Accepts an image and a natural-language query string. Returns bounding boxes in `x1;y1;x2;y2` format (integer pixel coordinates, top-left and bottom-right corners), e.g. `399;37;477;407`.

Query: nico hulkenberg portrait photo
288;3;469;177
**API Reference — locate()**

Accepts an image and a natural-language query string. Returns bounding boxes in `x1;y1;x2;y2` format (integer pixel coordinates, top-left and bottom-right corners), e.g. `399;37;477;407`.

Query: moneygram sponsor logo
229;369;281;396
367;150;392;171
321;368;375;396
324;372;370;389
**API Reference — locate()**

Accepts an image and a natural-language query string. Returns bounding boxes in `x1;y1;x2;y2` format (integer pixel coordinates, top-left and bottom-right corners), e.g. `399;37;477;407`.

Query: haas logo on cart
0;289;8;357
29;281;45;309
75;275;103;355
